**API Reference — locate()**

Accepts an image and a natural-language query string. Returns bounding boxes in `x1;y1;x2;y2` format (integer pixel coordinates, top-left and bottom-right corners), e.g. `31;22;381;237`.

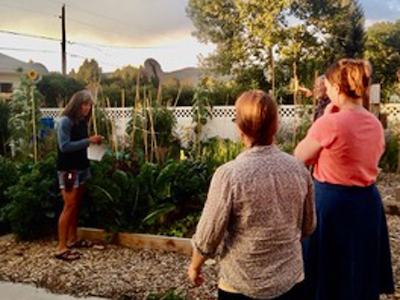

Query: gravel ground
0;173;399;300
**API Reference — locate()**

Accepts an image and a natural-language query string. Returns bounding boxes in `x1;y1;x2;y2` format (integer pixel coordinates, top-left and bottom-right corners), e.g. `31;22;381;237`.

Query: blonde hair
62;90;94;124
235;90;278;146
325;59;372;108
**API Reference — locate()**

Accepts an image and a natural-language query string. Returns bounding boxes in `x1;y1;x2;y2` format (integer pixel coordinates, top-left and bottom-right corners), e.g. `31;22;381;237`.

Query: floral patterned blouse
192;145;316;299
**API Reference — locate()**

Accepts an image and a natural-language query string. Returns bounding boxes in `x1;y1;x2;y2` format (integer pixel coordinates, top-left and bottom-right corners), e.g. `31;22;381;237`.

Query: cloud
0;0;195;46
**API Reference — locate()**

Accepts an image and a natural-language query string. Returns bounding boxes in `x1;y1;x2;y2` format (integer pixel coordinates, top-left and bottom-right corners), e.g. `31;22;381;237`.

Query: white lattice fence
40;104;400;140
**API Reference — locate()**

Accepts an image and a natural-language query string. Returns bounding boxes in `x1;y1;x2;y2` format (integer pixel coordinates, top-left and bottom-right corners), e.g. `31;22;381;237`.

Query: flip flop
69;239;93;249
54;249;81;261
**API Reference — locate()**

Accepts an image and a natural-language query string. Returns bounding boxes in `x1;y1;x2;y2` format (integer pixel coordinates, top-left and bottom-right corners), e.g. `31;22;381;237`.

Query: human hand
188;265;204;286
89;135;103;144
324;103;340;115
298;87;313;97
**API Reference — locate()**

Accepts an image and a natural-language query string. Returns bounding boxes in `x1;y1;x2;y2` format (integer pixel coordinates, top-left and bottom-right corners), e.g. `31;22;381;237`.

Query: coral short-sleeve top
307;110;385;186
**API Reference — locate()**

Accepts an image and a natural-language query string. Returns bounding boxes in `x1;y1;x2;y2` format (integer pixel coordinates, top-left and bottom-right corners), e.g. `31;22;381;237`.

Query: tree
187;0;291;95
101;65;147;107
365;20;400;100
37;72;86;107
292;0;365;63
187;0;366;101
73;59;102;84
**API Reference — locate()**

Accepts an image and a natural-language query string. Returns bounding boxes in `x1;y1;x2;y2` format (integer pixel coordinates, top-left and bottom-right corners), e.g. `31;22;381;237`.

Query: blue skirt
301;180;394;300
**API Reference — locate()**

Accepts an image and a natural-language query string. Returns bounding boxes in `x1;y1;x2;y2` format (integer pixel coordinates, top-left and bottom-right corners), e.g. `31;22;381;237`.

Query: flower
28;70;38;80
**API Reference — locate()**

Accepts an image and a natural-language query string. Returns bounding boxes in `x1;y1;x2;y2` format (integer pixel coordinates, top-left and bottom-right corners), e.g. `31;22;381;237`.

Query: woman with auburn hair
188;90;316;300
294;59;394;300
55;90;103;261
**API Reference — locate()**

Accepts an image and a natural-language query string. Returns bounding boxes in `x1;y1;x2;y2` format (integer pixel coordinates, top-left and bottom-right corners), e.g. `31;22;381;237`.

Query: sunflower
28;70;38;80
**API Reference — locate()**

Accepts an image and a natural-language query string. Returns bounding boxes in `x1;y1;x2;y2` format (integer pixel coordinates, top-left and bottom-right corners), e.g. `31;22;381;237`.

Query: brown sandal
54;249;81;261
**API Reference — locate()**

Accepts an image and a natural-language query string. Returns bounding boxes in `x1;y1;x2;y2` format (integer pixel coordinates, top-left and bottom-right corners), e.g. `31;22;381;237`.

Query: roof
0;52;49;75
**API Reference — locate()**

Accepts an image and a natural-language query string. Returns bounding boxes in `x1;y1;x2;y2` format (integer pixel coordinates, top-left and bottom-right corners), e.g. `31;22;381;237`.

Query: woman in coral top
294;59;394;300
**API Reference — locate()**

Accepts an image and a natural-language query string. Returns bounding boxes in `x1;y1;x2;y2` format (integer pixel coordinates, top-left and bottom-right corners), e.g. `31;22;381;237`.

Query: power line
0;29;176;50
0;29;60;42
37;0;173;41
0;46;122;68
0;47;58;54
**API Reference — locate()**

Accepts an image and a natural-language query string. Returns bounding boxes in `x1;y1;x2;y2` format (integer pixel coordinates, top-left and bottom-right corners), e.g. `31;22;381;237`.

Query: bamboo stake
106;97;118;156
312;71;318;121
30;81;38;163
130;103;138;153
99;86;111;144
157;82;162;105
173;85;183;107
121;88;126;155
92;84;98;135
130;75;141;153
92;106;98;135
142;86;149;162
146;94;160;164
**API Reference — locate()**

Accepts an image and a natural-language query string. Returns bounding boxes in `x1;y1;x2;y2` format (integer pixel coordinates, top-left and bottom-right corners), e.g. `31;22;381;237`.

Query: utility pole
60;4;67;75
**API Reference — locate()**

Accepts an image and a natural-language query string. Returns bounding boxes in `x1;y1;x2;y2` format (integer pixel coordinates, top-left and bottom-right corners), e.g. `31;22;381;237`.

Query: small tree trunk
269;47;275;99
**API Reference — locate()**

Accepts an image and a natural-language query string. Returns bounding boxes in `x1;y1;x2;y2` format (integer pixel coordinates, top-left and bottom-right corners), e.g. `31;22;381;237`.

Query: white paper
88;144;109;161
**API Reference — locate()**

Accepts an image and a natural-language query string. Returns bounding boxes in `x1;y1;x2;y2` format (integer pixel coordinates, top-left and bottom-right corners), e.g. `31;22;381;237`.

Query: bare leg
67;185;85;246
57;188;79;254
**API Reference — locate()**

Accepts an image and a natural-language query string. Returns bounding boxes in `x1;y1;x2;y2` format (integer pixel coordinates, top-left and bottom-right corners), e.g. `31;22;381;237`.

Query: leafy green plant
380;129;399;172
126;104;178;164
4;154;62;240
0;101;11;156
81;157;209;236
0;156;18;234
8;72;43;161
192;87;212;157
186;137;243;174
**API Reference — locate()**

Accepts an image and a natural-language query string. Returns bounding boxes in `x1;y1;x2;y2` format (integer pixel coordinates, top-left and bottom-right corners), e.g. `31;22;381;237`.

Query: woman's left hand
188;265;204;286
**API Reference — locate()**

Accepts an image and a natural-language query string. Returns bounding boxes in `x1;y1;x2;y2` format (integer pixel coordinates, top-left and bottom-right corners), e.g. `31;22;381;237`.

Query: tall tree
73;59;102;84
187;0;292;94
292;0;365;63
365;20;400;95
37;73;85;107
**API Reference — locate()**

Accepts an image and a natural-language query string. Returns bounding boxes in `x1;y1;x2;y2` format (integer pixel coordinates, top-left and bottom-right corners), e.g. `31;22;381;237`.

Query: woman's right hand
89;135;103;144
188;265;204;286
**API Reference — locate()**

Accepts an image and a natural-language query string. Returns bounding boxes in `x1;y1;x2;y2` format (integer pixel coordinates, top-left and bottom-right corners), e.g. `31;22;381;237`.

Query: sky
0;0;399;73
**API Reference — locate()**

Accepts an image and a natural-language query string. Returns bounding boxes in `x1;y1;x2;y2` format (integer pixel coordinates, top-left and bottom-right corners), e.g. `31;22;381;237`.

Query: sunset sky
0;0;399;73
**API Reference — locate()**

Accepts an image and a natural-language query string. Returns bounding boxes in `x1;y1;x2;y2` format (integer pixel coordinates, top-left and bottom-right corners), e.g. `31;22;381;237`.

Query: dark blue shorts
57;169;91;190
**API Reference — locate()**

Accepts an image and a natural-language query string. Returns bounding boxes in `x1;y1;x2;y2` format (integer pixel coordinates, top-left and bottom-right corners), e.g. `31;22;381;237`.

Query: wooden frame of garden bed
78;228;193;255
78;190;400;253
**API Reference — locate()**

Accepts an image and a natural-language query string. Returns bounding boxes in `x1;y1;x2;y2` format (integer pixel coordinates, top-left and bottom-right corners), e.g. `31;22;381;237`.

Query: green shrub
0;102;11;156
380;130;399;172
0;156;18;234
81;157;209;236
5;155;62;240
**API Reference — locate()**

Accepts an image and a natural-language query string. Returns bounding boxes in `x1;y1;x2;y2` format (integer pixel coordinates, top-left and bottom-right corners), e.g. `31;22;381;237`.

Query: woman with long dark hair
55;90;102;261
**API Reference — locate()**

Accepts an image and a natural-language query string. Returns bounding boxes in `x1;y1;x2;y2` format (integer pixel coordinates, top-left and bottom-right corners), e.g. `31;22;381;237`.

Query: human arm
294;136;322;165
295;114;337;165
188;167;233;285
301;172;316;240
57;117;102;153
188;250;207;286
